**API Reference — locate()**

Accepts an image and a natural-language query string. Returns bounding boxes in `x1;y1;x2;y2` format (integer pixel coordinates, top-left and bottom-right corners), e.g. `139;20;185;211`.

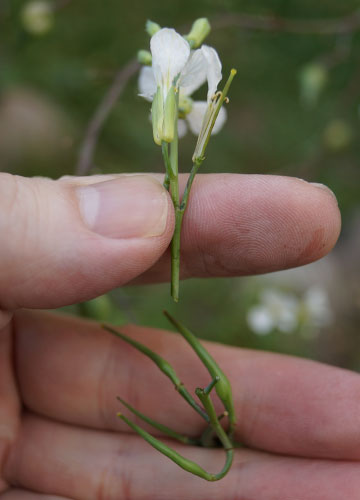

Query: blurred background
1;0;360;369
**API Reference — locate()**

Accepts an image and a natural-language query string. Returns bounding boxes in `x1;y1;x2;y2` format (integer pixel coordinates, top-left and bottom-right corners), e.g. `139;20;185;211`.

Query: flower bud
323;119;352;151
186;18;211;48
146;20;161;36
21;0;53;36
179;95;193;116
299;63;328;107
137;50;152;66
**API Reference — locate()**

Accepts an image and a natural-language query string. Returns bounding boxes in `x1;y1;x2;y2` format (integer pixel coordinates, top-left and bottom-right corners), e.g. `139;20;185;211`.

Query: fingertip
293;180;341;265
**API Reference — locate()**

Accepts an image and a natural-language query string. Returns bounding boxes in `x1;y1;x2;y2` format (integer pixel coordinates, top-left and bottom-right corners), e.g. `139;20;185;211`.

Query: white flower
247;289;299;336
247;286;333;336
139;28;226;142
150;28;190;104
302;286;333;328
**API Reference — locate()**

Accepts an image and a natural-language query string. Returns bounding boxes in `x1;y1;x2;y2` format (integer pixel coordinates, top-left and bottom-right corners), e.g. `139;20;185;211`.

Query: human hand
1;172;354;500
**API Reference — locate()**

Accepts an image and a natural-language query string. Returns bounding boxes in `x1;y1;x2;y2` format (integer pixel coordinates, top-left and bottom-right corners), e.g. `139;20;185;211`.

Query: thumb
0;173;173;311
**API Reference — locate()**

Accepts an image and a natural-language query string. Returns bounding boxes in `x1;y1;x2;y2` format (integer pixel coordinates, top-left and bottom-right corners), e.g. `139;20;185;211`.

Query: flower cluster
247;286;333;336
138;23;227;146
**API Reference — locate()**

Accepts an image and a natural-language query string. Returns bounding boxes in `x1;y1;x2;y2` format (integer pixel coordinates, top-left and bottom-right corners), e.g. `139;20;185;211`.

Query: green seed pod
164;311;236;432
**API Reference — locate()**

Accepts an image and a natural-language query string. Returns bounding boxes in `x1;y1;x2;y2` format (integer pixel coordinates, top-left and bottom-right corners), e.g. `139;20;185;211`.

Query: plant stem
168;96;181;302
180;158;203;211
161;142;171;191
196;384;234;480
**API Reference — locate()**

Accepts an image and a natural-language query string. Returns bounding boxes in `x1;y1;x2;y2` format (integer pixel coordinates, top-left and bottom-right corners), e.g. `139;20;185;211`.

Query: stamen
211;91;222;103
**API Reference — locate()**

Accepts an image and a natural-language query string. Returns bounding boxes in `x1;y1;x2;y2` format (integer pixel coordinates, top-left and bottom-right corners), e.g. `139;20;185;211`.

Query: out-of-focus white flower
301;286;333;328
138;28;226;144
247;286;333;336
247;289;299;336
21;1;53;36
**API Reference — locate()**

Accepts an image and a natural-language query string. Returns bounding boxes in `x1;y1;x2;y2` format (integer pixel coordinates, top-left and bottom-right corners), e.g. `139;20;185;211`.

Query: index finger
131;173;341;283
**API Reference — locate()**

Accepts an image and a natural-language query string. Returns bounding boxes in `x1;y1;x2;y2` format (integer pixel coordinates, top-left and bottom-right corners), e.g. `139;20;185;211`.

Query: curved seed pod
102;324;209;422
163;311;236;435
118;412;233;481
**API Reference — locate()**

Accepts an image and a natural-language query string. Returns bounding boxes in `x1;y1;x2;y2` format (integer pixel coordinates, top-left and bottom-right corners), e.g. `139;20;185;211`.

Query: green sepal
151;86;163;146
163;86;177;143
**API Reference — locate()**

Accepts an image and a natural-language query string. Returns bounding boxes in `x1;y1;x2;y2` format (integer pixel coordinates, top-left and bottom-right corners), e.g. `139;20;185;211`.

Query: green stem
161;142;171;191
200;411;228;448
163;311;237;437
196;386;234;480
168;95;181;302
180;158;203;212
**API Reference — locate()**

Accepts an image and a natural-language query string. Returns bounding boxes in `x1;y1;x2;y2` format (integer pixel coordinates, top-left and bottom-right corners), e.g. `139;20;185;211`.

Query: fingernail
310;182;338;202
76;175;168;238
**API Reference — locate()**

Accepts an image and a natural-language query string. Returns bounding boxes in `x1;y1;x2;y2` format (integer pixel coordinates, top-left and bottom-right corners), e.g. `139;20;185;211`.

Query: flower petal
179;49;207;96
138;66;157;101
178;119;188;138
186;101;227;135
150;28;190;96
201;45;222;102
247;306;274;335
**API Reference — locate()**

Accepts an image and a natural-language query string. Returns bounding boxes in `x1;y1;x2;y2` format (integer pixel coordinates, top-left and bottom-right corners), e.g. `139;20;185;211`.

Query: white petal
277;309;298;333
177;119;188;138
186;101;227;135
212;105;227;134
303;286;333;327
138;66;157;101
150;28;190;97
186;101;207;135
201;45;222;102
179;49;207;96
247;306;274;335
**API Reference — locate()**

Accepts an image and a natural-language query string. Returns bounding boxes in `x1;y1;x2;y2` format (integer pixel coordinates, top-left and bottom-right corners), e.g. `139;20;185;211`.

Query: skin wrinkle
96;333;124;432
96;454;133;500
0;492;71;499
0;323;20;495
99;332;142;432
